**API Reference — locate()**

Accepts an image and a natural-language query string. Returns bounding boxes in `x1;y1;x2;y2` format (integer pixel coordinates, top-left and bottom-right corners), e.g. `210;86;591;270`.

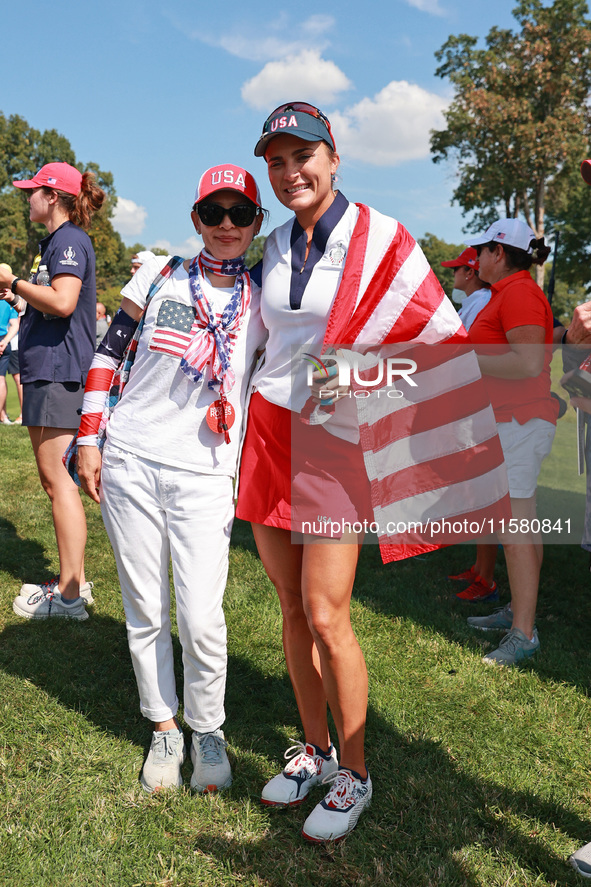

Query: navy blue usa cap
254;102;336;157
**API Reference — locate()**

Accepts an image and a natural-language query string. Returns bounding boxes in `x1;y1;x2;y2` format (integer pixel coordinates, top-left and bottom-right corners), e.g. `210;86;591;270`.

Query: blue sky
3;0;521;259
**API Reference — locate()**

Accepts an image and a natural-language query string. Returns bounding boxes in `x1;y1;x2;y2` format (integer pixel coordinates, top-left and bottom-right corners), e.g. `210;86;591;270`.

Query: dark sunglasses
264;102;335;142
195;202;259;228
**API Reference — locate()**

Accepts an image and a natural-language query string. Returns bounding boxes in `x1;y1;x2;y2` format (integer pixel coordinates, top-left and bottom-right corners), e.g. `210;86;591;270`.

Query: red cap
440;246;479;270
581;160;591;186
194;164;261;207
13;162;82;196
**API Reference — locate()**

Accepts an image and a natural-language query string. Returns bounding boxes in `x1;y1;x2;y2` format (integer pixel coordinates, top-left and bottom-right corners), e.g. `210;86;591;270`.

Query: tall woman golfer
235;103;504;842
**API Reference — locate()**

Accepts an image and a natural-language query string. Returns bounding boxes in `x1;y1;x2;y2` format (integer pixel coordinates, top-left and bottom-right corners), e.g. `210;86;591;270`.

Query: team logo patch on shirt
327;243;347;265
60;246;78;267
148;300;198;358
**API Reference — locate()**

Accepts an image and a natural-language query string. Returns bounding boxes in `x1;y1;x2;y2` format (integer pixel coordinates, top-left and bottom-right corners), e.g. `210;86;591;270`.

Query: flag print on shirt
148;300;201;358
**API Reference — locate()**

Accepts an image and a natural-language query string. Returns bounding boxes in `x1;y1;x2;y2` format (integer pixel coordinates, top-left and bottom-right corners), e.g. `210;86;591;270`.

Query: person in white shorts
463;219;556;666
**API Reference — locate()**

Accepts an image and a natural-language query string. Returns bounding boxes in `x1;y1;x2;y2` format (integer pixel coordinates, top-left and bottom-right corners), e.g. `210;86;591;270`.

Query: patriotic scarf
199;248;247;278
180;252;251;393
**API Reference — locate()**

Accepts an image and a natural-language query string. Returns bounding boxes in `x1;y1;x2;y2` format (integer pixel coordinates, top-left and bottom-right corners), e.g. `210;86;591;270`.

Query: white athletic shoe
140;728;185;793
12;583;89;621
261;741;339;808
570;840;591;878
190;729;232;793
19;576;94;605
302;768;372;843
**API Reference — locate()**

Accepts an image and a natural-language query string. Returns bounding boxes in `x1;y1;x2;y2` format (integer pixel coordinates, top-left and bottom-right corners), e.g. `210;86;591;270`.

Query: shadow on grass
189;725;589;886
223;522;589;885
0;517;587;885
352;533;591;695
0;610;587;886
232;516;591;694
0;516;53;586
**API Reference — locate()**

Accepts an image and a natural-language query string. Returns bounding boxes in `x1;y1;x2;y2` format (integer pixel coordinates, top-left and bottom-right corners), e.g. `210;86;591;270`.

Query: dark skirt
22;380;83;429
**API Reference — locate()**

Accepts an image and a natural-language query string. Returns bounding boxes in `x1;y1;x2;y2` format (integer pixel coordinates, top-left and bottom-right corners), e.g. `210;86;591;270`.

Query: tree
418;233;466;299
245;235;266;269
545;163;591;291
430;0;591;285
0;112;126;287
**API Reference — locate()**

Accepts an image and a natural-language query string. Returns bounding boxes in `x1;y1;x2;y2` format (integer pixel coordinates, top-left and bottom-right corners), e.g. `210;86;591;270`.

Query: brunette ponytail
529;237;551;266
49;171;106;230
501;236;551;271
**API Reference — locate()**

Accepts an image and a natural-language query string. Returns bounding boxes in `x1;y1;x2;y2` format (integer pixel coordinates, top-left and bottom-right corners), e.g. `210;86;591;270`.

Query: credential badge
327;243;347;265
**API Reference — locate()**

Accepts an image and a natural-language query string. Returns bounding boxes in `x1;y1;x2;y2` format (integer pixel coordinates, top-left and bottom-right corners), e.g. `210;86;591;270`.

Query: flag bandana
199;248;247;278
180;252;251;392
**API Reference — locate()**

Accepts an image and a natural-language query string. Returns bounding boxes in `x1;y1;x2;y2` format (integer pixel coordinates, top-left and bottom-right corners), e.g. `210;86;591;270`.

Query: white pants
100;443;234;731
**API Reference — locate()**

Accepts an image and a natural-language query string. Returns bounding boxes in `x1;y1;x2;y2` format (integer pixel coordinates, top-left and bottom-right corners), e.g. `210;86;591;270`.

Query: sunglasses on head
195;201;259;228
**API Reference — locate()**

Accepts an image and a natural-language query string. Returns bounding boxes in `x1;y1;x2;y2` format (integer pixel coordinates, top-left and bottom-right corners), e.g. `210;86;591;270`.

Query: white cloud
242;50;352;110
149;235;203;259
331;82;449;167
186;14;334;62
112;198;147;238
405;0;446;15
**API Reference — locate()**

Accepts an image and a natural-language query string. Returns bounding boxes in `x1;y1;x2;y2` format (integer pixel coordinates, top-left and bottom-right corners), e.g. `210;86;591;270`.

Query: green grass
1;401;591;886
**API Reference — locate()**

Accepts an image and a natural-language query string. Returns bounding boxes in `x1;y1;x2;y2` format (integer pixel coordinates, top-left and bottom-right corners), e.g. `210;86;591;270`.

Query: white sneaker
570;839;591;878
482;627;540;666
190;729;232;793
79;582;94;604
140;728;185;793
19;577;94;605
302;768;372;843
12;583;89;621
1;416;13;425
261;741;339;808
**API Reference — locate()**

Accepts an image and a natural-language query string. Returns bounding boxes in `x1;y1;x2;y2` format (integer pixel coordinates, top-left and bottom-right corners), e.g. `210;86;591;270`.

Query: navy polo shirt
19;221;96;384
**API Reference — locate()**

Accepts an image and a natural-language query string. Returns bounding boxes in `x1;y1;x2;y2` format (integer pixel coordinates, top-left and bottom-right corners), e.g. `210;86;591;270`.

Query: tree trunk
522;191;534;232
535;181;545;289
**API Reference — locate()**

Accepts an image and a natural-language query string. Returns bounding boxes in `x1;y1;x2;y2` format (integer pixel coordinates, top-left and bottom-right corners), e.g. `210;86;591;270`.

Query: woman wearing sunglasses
236;103;494;842
76;165;265;793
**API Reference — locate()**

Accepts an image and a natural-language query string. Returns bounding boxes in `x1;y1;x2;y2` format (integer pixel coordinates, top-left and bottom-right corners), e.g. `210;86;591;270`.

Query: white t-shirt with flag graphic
105;257;266;474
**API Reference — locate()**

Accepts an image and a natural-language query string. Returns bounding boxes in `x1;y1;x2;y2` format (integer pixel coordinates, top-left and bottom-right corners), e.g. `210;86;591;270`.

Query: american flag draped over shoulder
302;204;509;563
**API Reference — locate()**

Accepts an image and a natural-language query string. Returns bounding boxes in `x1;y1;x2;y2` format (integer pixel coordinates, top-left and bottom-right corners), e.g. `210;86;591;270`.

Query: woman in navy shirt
0;162;105;620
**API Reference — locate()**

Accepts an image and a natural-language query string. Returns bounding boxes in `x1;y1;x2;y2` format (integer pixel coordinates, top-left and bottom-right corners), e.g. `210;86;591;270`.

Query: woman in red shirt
463;219;554;666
